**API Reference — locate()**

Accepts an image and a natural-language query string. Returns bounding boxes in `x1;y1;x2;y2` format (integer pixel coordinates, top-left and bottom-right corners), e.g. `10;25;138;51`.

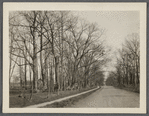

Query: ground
10;86;140;108
9;86;95;108
70;86;139;108
42;86;139;108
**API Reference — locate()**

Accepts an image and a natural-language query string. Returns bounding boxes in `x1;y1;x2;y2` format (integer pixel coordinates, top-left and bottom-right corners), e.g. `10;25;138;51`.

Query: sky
73;11;140;78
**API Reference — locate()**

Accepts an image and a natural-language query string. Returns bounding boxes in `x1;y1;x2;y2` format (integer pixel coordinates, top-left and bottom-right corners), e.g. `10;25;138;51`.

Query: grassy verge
114;84;140;93
9;87;98;108
40;88;99;108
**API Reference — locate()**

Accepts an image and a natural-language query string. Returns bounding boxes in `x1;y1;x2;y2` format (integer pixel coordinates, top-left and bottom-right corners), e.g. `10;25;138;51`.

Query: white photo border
3;2;147;113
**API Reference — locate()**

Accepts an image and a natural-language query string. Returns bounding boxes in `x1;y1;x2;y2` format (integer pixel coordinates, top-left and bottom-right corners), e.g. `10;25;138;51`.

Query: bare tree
9;11;106;102
113;33;140;91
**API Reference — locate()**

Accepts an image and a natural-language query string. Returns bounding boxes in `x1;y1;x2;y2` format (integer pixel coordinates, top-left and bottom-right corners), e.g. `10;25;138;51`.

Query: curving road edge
25;87;101;108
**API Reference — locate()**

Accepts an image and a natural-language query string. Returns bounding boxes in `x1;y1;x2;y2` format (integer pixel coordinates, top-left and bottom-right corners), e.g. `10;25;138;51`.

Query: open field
10;86;97;108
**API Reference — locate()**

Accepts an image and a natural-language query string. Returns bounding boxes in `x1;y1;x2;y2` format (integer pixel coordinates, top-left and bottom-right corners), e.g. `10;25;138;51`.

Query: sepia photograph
3;3;146;113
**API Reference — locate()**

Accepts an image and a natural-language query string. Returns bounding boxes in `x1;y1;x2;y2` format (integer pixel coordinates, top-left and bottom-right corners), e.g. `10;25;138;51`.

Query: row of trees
9;11;106;99
106;33;140;91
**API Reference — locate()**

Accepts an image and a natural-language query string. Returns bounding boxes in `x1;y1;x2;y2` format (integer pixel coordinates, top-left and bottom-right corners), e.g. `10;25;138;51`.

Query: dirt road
70;86;139;108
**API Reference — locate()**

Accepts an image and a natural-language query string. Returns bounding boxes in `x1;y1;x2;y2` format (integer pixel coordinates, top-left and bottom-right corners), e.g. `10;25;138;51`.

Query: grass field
40;89;98;108
115;84;140;93
9;86;97;108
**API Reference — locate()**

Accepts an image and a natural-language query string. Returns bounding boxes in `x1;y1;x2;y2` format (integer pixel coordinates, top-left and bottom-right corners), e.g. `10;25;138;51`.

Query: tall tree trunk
40;26;44;85
44;51;48;90
24;59;27;89
134;55;137;87
50;63;53;93
61;12;64;91
33;43;38;91
30;67;34;100
54;56;59;95
54;57;59;84
32;11;38;91
32;39;38;91
24;43;27;89
30;66;32;88
47;63;51;98
9;37;12;87
22;39;27;90
20;58;22;89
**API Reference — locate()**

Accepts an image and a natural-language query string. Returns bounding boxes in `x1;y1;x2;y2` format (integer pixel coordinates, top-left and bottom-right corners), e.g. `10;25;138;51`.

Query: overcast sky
73;11;140;78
